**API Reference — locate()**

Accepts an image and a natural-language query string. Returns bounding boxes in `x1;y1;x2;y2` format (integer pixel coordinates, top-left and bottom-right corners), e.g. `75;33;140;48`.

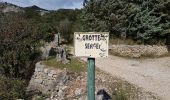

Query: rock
61;48;69;64
50;70;57;75
34;79;43;84
44;68;50;74
58;89;64;98
48;72;53;77
62;86;68;90
40;44;52;59
56;47;62;61
52;75;58;78
56;47;69;64
54;34;61;46
96;95;103;100
57;71;69;85
75;88;83;96
49;47;57;56
35;62;44;72
78;96;87;100
96;89;112;100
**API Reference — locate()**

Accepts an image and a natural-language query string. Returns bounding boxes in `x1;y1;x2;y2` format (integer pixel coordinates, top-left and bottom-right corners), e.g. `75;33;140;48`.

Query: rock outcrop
0;2;23;13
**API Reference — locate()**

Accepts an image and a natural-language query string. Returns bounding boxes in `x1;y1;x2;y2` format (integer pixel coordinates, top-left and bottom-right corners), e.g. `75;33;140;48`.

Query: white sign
74;32;109;58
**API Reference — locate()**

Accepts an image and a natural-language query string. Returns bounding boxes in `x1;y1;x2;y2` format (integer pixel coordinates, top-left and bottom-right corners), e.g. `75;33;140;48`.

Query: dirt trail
81;55;170;100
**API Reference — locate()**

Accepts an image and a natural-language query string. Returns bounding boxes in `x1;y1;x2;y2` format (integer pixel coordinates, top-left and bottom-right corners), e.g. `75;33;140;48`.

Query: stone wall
27;62;67;94
110;45;170;58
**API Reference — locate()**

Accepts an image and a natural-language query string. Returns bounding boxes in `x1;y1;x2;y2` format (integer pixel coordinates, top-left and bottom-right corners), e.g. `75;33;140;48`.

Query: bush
0;76;27;100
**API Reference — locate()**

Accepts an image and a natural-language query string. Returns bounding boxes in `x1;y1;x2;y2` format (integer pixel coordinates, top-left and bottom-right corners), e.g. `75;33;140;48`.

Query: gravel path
81;55;170;100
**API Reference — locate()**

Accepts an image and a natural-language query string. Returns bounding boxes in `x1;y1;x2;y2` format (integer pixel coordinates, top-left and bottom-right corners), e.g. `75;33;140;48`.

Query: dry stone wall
27;62;67;94
110;45;170;58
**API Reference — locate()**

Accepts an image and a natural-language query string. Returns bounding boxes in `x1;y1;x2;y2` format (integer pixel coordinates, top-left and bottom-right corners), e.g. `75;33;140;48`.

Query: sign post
74;32;109;100
87;58;95;100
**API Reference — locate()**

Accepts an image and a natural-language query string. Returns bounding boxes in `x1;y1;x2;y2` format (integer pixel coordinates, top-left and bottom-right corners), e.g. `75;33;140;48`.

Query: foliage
82;0;170;44
0;5;82;78
0;13;42;78
44;9;83;43
59;19;74;42
0;75;27;100
0;3;83;99
25;8;82;43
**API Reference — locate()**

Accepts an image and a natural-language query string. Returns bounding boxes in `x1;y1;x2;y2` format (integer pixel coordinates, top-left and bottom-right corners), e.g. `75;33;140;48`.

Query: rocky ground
28;59;159;100
28;44;165;100
80;55;170;100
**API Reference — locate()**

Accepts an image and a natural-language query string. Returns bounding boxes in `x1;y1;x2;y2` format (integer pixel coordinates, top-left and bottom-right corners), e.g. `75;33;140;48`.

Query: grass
42;58;86;73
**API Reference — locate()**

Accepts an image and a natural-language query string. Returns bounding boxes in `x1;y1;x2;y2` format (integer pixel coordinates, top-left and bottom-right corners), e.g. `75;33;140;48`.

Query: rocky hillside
0;2;49;15
0;2;23;13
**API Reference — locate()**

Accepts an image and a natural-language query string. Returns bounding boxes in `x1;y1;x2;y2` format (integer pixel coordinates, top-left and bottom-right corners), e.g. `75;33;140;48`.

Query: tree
59;19;73;43
0;13;43;78
82;0;170;44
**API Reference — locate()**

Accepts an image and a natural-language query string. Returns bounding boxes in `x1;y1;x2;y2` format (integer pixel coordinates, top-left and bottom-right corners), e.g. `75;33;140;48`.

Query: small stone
50;70;57;75
62;86;68;90
78;96;87;100
48;73;53;77
96;95;103;100
44;68;50;73
52;75;58;78
75;88;83;96
34;79;43;84
58;89;63;97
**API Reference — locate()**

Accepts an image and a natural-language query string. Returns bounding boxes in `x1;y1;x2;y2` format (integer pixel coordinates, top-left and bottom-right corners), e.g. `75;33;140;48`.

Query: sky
1;0;83;10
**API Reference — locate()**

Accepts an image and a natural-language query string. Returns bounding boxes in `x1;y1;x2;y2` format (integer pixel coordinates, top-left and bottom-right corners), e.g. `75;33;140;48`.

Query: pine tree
81;0;170;44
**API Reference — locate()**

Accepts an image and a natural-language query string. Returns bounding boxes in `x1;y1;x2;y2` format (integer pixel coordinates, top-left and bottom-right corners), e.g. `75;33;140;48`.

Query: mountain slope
0;2;23;13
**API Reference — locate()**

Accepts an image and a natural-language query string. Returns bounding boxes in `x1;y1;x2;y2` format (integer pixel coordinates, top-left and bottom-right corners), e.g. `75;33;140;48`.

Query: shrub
0;76;27;100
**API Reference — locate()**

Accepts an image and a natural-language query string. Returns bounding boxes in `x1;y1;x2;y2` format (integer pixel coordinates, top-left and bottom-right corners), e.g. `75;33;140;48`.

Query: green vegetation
43;58;86;73
0;0;170;99
0;3;82;77
112;88;127;100
0;13;43;78
82;0;170;45
0;3;82;99
112;82;136;100
0;75;27;100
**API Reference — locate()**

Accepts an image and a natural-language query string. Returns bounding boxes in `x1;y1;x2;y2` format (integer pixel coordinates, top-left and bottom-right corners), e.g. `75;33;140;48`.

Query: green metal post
87;58;95;100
